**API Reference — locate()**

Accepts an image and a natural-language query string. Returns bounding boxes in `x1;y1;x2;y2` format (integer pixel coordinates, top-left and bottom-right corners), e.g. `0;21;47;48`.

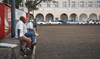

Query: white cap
30;19;34;22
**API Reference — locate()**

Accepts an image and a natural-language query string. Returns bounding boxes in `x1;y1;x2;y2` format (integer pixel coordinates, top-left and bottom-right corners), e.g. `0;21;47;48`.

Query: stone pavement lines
35;26;100;59
39;29;60;59
45;37;60;59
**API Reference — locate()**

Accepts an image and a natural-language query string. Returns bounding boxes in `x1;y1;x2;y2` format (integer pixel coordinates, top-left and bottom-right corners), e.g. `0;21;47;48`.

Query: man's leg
25;32;35;44
19;36;31;48
27;28;38;36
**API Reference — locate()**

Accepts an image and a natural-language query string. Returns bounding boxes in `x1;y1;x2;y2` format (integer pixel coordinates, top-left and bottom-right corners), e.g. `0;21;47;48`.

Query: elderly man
15;16;31;52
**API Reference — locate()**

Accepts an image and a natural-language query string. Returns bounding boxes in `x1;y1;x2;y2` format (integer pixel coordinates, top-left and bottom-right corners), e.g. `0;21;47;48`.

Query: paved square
35;25;100;59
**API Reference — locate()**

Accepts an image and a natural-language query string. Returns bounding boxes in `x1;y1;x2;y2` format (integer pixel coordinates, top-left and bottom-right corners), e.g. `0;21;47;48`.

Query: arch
60;13;68;22
70;13;78;21
46;13;54;22
79;13;88;22
36;13;44;21
89;13;97;20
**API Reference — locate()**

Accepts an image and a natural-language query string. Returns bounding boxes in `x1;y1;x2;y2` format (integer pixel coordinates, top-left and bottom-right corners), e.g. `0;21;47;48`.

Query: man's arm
18;29;20;38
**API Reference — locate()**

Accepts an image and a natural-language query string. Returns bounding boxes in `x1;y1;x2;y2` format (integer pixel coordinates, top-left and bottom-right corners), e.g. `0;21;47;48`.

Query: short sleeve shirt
15;20;24;38
27;22;33;29
23;24;27;34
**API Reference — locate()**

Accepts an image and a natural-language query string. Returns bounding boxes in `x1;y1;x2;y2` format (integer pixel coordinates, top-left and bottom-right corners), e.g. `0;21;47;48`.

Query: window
96;1;100;8
51;20;54;22
88;1;93;7
71;1;76;8
63;1;67;7
79;1;85;7
53;1;59;7
47;4;50;7
20;3;23;7
47;2;50;7
45;1;50;7
38;4;42;7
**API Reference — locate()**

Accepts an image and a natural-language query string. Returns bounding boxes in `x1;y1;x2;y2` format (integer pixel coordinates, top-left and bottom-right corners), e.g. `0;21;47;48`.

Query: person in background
23;22;37;49
27;19;39;36
15;16;31;52
33;18;37;31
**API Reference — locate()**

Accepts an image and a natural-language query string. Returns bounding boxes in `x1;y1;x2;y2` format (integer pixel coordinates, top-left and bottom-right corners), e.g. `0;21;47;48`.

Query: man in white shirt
23;22;37;47
27;19;39;36
15;16;31;52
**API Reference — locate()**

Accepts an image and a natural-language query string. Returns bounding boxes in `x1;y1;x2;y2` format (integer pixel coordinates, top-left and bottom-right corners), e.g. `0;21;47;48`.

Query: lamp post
11;0;15;37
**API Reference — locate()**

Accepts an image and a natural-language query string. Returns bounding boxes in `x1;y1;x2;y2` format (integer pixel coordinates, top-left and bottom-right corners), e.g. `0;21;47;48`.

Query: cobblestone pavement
35;25;100;59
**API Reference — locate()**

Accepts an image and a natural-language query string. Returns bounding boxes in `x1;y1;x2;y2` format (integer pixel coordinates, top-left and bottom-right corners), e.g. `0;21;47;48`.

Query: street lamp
11;0;15;37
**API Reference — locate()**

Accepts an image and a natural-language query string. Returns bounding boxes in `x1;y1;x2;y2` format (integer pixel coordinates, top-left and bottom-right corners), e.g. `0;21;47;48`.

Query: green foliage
16;4;19;9
25;0;51;19
25;0;51;11
2;0;22;9
2;0;8;3
25;1;38;11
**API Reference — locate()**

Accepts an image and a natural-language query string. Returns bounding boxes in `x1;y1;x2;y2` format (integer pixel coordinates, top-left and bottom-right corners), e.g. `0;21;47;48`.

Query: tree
2;0;23;9
25;0;51;20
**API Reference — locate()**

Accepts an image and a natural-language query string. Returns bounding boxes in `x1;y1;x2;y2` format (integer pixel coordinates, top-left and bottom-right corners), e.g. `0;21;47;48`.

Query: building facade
20;0;100;22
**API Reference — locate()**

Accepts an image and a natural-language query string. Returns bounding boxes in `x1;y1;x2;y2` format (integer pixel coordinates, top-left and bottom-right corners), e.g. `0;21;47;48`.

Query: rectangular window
45;1;51;7
47;1;50;7
96;1;100;8
53;1;59;7
38;2;44;8
38;4;42;7
20;3;23;7
63;1;67;7
79;1;85;7
88;1;93;7
71;1;76;8
47;3;50;7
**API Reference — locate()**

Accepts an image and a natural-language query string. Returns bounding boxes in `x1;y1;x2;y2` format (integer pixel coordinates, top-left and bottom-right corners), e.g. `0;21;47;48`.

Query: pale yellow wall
33;0;100;21
34;9;100;21
20;0;100;21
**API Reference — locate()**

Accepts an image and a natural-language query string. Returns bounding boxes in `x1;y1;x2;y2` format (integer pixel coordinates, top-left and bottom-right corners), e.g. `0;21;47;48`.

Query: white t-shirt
27;22;33;29
23;24;27;34
15;20;24;38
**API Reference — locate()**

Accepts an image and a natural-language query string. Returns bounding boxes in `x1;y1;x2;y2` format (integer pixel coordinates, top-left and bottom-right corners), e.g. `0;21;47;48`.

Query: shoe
32;42;37;46
21;45;27;52
26;48;30;51
35;33;39;36
31;43;37;49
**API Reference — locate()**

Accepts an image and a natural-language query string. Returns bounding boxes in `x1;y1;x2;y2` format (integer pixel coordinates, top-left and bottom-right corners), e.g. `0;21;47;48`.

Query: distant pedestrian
33;18;37;30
